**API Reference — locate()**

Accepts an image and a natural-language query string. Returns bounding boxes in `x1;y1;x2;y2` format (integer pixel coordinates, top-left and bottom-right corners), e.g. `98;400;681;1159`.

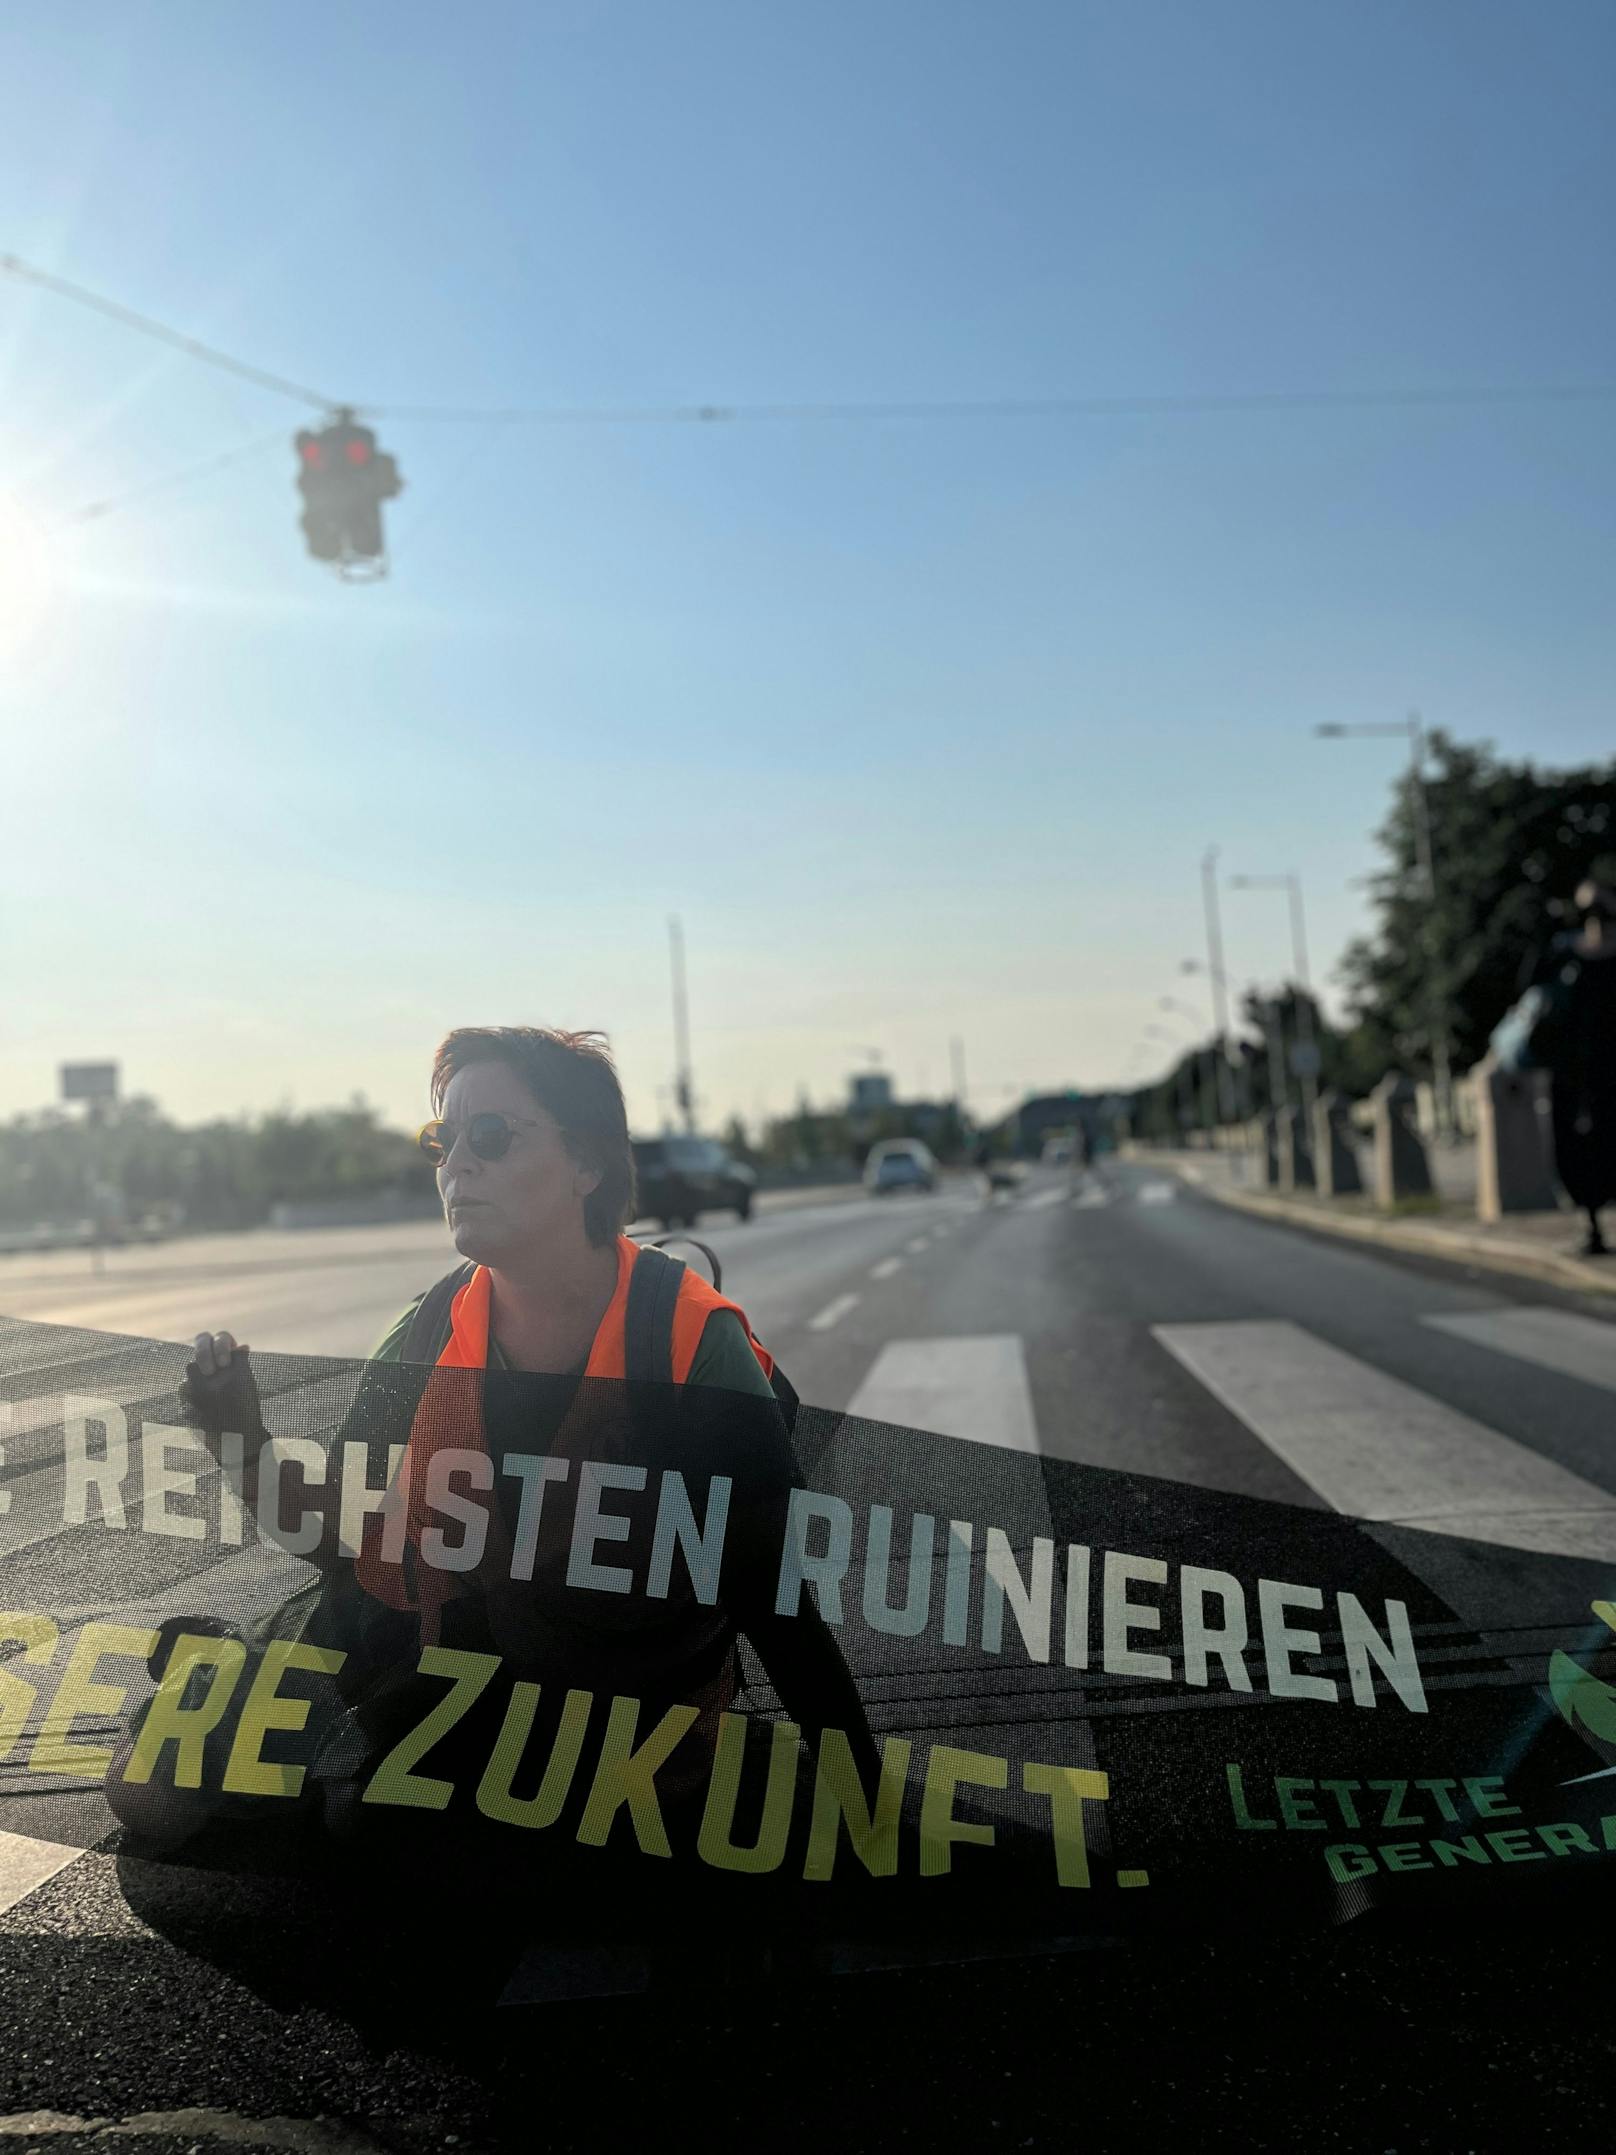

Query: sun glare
0;496;62;660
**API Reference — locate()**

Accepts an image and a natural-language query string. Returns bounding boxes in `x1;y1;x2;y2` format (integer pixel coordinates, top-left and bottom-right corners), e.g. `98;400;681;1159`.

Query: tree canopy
1337;731;1616;1078
0;1096;433;1230
1124;731;1616;1133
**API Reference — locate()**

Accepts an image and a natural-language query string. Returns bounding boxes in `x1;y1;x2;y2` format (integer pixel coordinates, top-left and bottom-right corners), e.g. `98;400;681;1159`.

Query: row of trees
0;1090;977;1232
1128;734;1616;1137
0;1097;432;1231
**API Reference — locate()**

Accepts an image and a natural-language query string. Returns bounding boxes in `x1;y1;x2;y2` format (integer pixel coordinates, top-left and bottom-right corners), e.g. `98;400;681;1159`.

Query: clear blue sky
1;0;1610;1135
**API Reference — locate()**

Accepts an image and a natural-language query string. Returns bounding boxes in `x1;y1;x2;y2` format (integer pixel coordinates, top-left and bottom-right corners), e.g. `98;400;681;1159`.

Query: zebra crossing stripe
1073;1186;1111;1210
845;1336;1039;1454
1422;1307;1616;1394
1151;1318;1616;1558
0;1829;80;1918
1138;1182;1177;1205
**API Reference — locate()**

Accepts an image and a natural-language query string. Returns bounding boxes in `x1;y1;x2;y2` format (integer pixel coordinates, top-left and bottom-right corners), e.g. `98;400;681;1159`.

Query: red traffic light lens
345;440;372;465
299;439;326;468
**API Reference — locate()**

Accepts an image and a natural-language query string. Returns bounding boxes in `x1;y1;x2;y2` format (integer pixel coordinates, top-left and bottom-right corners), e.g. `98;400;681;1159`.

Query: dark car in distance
631;1135;757;1229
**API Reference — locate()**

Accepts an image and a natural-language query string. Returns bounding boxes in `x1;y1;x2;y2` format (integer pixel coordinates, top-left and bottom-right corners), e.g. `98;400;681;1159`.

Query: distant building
849;1072;894;1114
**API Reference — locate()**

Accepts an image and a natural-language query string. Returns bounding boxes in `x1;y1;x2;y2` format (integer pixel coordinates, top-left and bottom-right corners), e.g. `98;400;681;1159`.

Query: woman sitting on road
114;1025;876;1854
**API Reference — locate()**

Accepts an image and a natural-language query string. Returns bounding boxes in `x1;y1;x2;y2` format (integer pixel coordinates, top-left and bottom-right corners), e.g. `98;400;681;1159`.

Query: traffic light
294;429;344;560
292;412;404;575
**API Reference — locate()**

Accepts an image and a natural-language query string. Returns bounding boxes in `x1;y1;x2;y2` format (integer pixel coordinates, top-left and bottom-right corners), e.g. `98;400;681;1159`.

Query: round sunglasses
417;1111;545;1166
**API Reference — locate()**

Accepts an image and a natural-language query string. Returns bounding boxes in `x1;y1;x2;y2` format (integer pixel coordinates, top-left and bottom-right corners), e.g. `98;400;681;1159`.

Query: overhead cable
1;252;340;412
9;250;1616;436
372;383;1616;426
59;429;287;529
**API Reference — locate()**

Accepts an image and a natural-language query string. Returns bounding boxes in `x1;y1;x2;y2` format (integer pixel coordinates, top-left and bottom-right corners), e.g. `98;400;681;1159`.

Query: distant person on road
1535;880;1616;1256
1506;879;1616;1257
116;1025;877;1858
974;1132;996;1198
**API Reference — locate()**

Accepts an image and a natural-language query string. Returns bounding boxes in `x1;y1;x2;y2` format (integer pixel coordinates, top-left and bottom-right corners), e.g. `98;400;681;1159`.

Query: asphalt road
4;1162;1616;2150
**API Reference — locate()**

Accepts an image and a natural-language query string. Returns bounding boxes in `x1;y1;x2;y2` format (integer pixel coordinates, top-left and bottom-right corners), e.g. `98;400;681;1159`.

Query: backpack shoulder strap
626;1237;797;1428
645;1232;723;1294
400;1262;477;1365
624;1243;686;1386
768;1363;800;1437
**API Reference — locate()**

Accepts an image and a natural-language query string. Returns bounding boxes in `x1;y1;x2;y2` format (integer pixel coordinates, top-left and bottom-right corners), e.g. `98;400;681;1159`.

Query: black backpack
401;1238;799;1431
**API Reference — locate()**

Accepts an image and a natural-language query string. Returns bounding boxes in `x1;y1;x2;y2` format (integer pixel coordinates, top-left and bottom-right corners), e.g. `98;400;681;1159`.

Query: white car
864;1139;938;1195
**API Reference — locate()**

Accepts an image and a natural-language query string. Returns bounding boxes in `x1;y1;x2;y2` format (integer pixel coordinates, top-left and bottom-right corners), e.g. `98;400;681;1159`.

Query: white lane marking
0;2106;401;2147
1423;1308;1616;1394
1138;1182;1177;1205
905;1237;930;1253
1152;1319;1616;1557
1022;1188;1066;1212
846;1336;1039;1454
1073;1185;1111;1210
869;1257;904;1280
808;1293;861;1333
0;1830;80;1917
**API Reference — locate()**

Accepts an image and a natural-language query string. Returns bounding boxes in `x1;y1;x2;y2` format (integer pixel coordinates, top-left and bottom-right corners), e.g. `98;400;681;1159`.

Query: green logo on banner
1552;1603;1616;1778
1550;1651;1616;1743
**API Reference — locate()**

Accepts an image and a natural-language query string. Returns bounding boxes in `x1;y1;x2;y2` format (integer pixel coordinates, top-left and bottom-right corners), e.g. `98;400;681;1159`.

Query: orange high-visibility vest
354;1236;774;1641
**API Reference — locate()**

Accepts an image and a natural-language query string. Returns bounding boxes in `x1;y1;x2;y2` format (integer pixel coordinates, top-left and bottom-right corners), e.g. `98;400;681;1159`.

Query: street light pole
1404;715;1455;1137
1200;846;1236;1125
669;915;695;1132
1286;874;1312;996
1285;873;1319;1128
1264;998;1290;1114
1228;872;1315;1124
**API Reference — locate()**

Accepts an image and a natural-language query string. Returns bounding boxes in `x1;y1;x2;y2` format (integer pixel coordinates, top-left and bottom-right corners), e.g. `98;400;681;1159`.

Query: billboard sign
60;1061;119;1102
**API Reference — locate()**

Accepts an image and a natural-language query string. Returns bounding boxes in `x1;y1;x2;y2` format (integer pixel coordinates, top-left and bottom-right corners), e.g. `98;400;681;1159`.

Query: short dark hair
430;1026;635;1246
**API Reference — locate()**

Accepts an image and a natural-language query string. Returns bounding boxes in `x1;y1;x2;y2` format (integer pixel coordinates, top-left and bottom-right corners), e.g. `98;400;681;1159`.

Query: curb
1159;1160;1616;1301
